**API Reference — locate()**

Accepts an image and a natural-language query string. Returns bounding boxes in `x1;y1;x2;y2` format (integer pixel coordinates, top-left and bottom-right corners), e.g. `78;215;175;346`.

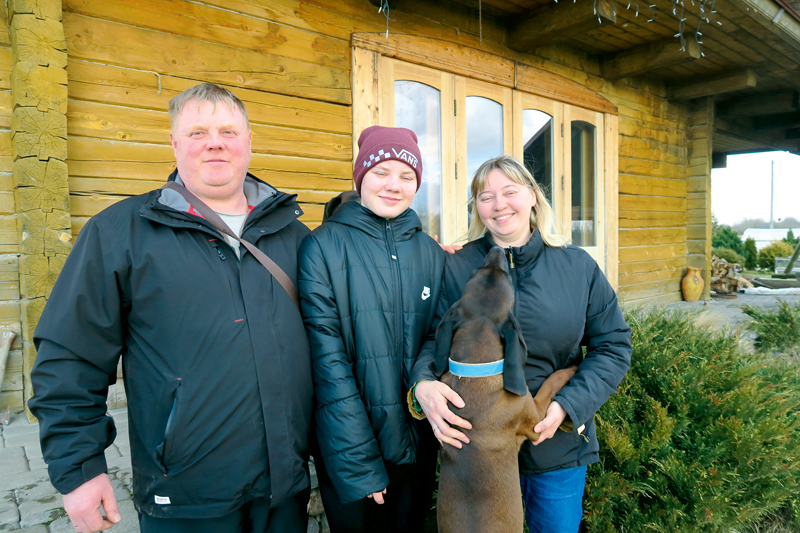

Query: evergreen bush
742;300;800;357
784;229;799;247
713;225;746;256
759;241;796;270
583;308;800;533
712;247;747;266
744;238;758;270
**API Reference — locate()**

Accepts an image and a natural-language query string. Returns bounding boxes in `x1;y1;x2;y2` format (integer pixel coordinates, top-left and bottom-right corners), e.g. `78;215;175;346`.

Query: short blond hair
168;83;250;130
468;155;568;247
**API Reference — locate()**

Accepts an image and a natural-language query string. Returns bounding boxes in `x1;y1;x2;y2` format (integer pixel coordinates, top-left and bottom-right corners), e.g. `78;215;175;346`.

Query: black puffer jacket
30;171;312;518
298;202;444;503
412;230;631;474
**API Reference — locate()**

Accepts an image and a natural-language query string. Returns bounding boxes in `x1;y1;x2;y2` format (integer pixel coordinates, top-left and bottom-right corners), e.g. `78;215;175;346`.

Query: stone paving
0;408;136;533
0;409;327;533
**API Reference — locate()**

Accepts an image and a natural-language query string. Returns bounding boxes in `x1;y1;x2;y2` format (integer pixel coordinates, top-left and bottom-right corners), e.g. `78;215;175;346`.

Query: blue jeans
520;465;587;533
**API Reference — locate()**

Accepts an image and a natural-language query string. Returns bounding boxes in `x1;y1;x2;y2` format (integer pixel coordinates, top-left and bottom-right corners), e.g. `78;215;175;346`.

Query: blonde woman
411;155;631;533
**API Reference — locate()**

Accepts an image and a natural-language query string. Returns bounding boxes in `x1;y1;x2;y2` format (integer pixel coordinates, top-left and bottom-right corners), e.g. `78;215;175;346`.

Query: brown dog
432;246;577;533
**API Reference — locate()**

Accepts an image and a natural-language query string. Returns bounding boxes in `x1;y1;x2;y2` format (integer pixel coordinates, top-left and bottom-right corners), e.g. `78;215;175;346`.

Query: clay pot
681;266;704;302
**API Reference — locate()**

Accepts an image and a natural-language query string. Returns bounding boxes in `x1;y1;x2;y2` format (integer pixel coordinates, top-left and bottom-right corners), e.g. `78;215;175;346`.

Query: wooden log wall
0;0;699;415
0;1;24;415
59;0;693;305
612;77;690;306
6;0;72;419
686;98;714;300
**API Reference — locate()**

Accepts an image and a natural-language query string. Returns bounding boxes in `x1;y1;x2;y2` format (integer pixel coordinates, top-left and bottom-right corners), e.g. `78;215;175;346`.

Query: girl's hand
532;401;567;445
368;488;387;504
415;381;472;448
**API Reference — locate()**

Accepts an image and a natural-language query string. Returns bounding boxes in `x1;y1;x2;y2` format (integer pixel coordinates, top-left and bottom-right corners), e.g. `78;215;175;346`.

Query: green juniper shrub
744;238;758;270
582;308;800;533
758;241;796;270
741;300;800;358
712;247;747;267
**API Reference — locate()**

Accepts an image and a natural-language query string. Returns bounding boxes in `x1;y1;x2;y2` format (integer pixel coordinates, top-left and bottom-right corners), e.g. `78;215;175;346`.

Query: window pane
466;96;504;196
571;121;596;247
395;80;442;238
522;109;554;205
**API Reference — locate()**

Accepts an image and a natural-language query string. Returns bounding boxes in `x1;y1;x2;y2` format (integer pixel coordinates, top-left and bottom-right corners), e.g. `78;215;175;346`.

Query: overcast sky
711;151;800;226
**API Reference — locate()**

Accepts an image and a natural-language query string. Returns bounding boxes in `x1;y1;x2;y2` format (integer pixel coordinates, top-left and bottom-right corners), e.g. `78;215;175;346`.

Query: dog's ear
500;312;528;396
431;306;462;378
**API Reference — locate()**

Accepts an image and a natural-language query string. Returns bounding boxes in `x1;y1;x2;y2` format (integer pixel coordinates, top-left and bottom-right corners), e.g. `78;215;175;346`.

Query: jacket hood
142;169;303;236
326;200;422;241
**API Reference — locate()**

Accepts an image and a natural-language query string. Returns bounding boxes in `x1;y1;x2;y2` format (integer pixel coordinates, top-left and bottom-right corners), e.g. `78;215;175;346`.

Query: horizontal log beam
668;69;757;100
506;0;616;52
601;38;700;80
716;90;799;118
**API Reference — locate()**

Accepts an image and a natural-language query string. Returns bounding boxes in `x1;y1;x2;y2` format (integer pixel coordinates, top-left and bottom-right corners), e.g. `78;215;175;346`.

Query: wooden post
9;0;71;421
686;98;714;301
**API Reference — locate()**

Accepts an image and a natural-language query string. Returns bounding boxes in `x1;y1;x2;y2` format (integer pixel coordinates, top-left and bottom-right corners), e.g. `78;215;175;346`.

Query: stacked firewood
710;256;754;293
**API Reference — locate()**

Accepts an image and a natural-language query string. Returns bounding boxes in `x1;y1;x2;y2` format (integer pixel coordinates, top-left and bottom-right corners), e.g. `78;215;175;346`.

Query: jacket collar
477;227;545;268
142;169;302;236
327;200;422;241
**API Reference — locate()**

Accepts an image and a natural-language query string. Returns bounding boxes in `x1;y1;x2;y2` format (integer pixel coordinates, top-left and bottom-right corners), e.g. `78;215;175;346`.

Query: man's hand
415;380;472;448
532;401;567;445
367;488;387;504
63;474;121;532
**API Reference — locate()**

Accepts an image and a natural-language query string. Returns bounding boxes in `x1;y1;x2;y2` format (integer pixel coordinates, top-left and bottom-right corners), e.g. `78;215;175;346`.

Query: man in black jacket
29;83;313;533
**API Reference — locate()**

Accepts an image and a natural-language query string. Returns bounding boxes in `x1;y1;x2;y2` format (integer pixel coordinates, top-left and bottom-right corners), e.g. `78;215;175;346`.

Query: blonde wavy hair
467;155;569;247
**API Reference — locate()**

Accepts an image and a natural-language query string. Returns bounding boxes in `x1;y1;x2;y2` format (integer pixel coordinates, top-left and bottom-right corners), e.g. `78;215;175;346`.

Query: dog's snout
483;246;509;274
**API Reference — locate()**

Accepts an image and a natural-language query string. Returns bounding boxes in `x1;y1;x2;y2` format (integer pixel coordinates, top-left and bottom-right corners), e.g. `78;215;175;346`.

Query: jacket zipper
507;249;520;318
385;222;403;370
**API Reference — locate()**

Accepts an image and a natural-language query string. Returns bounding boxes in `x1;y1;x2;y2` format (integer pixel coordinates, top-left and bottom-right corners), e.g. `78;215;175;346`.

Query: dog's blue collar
448;358;504;378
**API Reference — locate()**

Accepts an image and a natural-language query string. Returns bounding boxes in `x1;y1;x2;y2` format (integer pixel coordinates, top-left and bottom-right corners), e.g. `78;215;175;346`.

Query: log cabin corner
1;0;799;417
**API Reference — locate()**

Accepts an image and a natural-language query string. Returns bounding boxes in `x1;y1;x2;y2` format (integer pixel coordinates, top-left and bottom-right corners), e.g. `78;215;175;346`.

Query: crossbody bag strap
162;181;300;311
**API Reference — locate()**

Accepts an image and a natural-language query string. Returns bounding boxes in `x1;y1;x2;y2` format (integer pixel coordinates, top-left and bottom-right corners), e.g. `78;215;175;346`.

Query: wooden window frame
351;34;619;287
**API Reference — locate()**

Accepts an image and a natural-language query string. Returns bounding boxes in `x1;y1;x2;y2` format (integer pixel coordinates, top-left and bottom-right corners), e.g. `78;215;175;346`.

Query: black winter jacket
298;202;444;504
30;171;313;518
411;230;631;475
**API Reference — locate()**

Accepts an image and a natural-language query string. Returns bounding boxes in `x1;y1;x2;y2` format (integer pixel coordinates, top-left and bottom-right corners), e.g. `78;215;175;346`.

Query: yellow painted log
0;48;13;91
11;107;67;160
619;243;686;263
10;14;67;68
619;195;687;213
618;175;687;197
619;227;687;247
19;251;66;298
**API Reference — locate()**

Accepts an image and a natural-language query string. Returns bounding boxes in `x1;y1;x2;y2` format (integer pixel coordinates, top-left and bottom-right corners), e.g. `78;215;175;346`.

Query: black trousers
316;428;438;533
137;488;310;533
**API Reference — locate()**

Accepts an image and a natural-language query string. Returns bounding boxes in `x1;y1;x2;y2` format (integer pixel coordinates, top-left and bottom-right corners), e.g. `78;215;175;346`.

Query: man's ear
431;306;462;378
500;312;528;396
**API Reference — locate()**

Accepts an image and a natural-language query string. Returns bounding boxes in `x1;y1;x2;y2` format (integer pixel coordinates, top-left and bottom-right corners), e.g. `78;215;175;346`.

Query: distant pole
770;159;774;229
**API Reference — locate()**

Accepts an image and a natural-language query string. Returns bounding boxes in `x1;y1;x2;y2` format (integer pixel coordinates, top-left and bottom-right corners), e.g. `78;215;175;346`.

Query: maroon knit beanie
353;125;423;196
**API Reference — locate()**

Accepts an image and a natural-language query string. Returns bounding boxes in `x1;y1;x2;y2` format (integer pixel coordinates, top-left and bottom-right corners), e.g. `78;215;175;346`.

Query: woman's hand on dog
532;401;567;445
368;489;387;504
415;381;472;448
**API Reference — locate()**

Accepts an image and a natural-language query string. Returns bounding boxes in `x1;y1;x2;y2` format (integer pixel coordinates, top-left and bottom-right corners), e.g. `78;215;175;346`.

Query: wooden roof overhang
372;0;800;160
